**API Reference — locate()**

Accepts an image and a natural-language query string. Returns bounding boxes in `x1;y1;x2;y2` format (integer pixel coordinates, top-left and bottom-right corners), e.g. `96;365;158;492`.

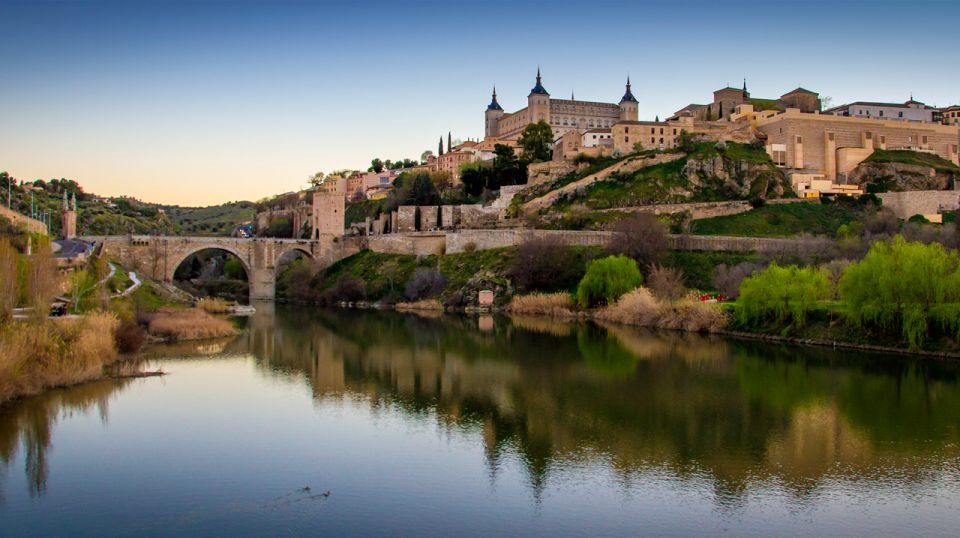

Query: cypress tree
448;132;452;152
439;137;444;156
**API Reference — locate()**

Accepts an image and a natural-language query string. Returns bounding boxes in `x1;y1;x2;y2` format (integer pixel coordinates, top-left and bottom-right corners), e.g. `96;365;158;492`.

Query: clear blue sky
1;0;958;205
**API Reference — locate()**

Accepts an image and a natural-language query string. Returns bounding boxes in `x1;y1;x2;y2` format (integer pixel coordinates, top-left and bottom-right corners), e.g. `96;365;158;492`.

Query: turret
619;76;638;121
527;68;550;125
62;190;77;240
485;86;504;138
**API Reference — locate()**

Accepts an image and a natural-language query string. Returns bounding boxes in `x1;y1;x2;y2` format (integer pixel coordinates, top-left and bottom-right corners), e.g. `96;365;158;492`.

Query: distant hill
0;172;253;237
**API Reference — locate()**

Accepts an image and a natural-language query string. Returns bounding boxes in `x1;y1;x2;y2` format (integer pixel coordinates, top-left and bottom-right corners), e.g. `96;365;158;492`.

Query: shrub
712;262;762;299
395;299;444;311
404;268;447;300
507;236;580;292
647;264;686;301
0;238;18;321
505;292;575;317
607;212;668;270
864;208;899;237
595;288;727;332
737;263;830;328
839;236;960;348
114;317;147;354
463;242;477;253
196;297;232;314
318;275;366;305
576;255;643;308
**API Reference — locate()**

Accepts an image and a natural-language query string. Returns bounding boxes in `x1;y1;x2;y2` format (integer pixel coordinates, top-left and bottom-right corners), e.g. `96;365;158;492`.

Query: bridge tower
61;192;77;240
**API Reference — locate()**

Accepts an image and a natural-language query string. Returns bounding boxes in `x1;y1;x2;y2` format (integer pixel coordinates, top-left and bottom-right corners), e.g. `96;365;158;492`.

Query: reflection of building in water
237;308;960;502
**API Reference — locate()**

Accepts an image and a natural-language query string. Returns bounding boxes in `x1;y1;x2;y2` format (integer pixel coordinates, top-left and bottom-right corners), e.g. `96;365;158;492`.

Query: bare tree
647;264;686;300
607;212;668;271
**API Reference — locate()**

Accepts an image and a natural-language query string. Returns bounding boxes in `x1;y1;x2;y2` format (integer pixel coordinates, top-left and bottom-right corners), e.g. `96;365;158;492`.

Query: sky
1;0;958;206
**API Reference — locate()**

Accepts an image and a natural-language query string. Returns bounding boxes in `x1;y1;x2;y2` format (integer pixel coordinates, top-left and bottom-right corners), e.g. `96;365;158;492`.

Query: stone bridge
86;230;824;300
84;235;361;300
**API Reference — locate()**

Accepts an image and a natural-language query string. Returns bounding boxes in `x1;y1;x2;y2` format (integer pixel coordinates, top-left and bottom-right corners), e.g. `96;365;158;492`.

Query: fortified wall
877;191;960;220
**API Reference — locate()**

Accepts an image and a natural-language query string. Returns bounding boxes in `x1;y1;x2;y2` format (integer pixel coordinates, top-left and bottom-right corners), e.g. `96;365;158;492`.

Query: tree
307;171;326;188
577;255;643;308
647;264;686;301
448;132;452;152
369;158;384;173
607;213;668;271
438;137;444;156
737;263;830;329
460;162;492;197
404;269;447;300
518;120;554;161
0;238;19;321
508;236;580;292
839;236;960;348
421;150;434;163
492;144;525;186
408;173;440;206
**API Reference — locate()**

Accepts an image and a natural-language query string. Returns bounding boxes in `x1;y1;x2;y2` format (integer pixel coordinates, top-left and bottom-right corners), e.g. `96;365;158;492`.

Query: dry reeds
395;299;445;311
595;288;728;333
146;308;238;341
196;297;233;314
505;292;576;317
0;313;119;403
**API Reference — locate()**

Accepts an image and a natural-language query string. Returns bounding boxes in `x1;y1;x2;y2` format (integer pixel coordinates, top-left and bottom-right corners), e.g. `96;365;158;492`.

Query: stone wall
527;161;575;185
419;206;439;230
878;190;960;219
367;233;446;256
396;206;417;232
598;198;805;220
459;204;499;229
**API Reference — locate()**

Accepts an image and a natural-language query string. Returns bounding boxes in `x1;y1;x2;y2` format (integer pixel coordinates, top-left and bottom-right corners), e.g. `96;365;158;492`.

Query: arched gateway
87;235;358;300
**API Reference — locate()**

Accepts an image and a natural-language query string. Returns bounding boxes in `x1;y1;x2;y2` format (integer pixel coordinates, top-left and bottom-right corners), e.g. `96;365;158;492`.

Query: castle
484;70;638;140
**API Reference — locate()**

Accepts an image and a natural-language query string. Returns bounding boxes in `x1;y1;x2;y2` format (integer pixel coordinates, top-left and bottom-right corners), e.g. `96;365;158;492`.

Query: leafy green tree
420;150;434;163
369;158;384;173
408;173;440;206
518;120;554;161
839;236;960;348
577;255;643;308
224;257;246;280
737;263;830;328
308;171;326;188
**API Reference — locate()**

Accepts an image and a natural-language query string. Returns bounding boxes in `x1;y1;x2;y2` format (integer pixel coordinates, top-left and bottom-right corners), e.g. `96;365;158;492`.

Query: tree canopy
518;120;554;161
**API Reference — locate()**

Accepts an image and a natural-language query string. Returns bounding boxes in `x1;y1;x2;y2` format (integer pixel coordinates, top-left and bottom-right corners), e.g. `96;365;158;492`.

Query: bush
595;288;727;333
864;208;899;237
318;275;366;305
839;236;960;348
712;262;762;299
404;268;447;300
508;236;580;292
261;216;293;238
146;309;237;341
196;297;232;314
576;255;643;308
607;212;668;270
647;264;686;300
737;263;830;328
114;317;147;354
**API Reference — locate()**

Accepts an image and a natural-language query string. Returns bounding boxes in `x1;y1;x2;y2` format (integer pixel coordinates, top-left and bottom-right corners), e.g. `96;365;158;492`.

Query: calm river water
1;304;959;536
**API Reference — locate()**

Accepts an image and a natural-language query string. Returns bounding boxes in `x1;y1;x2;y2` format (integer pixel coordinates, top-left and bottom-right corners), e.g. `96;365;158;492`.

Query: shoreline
290;299;960;360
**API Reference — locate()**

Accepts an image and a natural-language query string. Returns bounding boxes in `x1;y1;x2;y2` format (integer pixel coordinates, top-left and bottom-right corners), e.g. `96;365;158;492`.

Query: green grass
690;202;861;238
749;98;786;112
345;199;384;227
315;250;431;299
437;247;515;291
865;149;960;173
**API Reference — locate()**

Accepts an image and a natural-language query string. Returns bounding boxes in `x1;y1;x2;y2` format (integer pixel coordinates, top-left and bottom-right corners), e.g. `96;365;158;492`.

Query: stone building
255;178;345;239
61;191;77;240
672;82;821;121
940;105;960;125
752;107;960;181
484;70;639;141
824;97;939;123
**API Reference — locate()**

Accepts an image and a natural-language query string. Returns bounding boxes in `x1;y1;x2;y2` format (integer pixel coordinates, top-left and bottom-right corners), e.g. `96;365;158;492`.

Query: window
796;136;803;144
673;129;677;135
659;138;664;144
625;136;629;143
879;110;884;117
880;135;886;144
650;127;655;134
899;111;903;118
625;126;629;133
922;136;928;144
660;128;664;134
651;137;655;144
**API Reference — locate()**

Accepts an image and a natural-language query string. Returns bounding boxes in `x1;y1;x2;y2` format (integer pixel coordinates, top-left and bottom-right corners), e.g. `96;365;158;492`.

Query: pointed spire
487;85;502;111
529;67;548;96
620;75;637;103
571;90;575;100
743;78;748;93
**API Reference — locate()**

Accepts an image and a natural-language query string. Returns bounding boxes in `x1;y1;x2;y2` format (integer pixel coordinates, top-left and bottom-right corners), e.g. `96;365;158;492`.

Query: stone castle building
484;70;639;140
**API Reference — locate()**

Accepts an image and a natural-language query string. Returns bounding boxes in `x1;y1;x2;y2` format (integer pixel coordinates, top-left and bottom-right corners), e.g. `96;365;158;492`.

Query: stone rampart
397;206;417;232
0;205;48;235
877;190;960;219
527;161;576;185
419;206;439;230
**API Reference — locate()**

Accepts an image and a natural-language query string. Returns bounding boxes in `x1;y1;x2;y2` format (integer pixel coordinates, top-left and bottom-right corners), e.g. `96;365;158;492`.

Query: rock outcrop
683;154;787;200
848;161;955;191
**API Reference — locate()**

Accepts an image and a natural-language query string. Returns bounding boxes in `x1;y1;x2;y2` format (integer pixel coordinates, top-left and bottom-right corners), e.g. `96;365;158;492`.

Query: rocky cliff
848;161;956;192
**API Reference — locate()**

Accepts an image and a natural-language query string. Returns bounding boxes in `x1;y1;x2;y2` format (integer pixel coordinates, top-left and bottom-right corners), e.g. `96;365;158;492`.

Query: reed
196;297;233;314
595;288;728;333
395;299;445;311
0;313;119;403
146;308;237;341
505;293;576;317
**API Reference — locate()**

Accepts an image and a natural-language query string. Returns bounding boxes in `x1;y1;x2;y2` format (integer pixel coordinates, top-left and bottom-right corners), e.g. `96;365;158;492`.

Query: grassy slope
164;202;255;236
690;202;861;238
865;149;960;173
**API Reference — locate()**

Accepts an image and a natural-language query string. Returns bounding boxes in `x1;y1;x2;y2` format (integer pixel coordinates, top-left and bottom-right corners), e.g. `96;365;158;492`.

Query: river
1;304;959;536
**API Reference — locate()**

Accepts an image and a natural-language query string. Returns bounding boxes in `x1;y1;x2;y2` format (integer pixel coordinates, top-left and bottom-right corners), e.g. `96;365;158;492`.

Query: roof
714;86;746;93
529;69;549;95
782;87;819;96
584;128;612;133
827;100;933;111
620;77;637;103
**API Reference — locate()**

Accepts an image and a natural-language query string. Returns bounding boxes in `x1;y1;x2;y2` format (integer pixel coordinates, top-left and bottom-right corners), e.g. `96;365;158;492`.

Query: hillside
1;172;252;237
850;149;960;192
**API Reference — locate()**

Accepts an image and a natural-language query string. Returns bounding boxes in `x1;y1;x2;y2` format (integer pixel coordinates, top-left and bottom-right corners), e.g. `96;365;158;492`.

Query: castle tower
61;191;77;240
311;180;345;239
527;68;551;125
484;86;504;138
619;76;639;121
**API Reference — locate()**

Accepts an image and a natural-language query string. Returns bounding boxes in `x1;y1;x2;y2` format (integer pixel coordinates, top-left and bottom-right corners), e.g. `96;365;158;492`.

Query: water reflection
237;305;960;500
1;303;959;508
0;378;134;499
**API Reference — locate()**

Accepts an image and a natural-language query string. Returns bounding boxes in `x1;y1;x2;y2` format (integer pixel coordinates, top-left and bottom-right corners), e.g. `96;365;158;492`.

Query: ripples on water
1;304;958;536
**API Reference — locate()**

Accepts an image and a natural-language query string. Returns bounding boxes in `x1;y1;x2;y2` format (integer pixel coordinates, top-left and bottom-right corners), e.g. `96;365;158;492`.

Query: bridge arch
166;243;253;284
169;245;254;300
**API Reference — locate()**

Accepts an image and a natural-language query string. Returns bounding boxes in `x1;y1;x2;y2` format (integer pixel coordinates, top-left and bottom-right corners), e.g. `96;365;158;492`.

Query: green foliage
262;216;293;238
839;236;960;348
691;202;861;238
223;257;246;279
748;98;786;112
460;145;527;197
661;250;759;290
737;263;830;328
576;255;643;308
369;158;384;173
865;149;960;173
345;199;383;227
164;202;255;236
517;120;553;161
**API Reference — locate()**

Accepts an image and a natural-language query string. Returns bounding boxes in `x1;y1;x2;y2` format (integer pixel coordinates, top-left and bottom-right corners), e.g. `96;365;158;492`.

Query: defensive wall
0;205;48;235
877;191;960;220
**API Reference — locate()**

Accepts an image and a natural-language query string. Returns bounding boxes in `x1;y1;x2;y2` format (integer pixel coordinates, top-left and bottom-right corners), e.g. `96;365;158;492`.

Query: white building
824;98;938;123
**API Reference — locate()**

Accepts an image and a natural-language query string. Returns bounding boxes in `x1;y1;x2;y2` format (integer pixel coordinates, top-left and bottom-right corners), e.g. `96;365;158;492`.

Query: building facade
484;70;639;141
823;98;939;123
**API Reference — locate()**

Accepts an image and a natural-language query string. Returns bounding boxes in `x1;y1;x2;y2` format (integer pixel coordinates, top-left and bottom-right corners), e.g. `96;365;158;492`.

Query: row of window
623;126;678;135
551;116;614;128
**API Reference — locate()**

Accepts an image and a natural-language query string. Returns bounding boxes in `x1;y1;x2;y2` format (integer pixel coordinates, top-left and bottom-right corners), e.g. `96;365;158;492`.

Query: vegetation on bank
690;201;866;238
